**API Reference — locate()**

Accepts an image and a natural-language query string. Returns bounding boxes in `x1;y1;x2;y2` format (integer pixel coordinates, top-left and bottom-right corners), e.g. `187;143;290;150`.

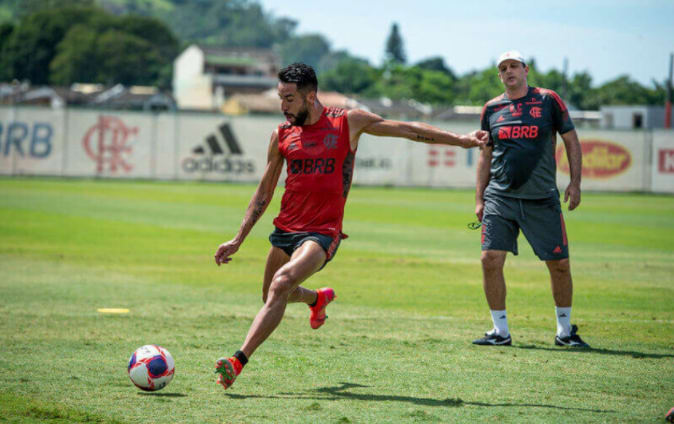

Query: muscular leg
262;246;318;305
241;241;326;358
481;250;508;310
546;258;572;307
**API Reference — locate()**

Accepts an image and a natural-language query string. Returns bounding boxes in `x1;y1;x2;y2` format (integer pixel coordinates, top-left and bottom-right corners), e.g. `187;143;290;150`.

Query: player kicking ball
213;63;488;389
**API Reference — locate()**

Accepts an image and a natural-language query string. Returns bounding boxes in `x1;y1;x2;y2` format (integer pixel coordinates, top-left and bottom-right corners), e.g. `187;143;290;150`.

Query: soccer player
473;50;589;348
213;62;489;389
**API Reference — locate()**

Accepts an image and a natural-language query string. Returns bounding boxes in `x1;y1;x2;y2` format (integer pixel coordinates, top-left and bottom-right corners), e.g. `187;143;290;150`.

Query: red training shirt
273;107;356;239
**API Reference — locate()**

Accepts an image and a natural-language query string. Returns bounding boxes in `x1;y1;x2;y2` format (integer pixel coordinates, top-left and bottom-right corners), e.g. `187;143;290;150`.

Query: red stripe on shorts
560;213;568;246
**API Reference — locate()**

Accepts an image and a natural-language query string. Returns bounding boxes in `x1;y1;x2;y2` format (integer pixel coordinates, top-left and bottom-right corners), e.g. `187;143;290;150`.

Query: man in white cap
473;50;589;347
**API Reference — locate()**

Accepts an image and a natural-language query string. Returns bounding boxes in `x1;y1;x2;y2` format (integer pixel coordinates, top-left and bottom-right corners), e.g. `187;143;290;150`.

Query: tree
1;4;178;86
49;24;100;85
158;0;296;48
415;56;455;79
0;22;14;80
413;69;456;105
384;22;406;64
96;30;162;85
1;6;105;84
454;68;503;105
321;59;380;96
317;50;368;74
278;34;330;69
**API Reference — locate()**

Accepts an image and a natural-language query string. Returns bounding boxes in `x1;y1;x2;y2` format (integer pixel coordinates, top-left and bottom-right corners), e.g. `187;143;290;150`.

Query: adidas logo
553;246;562;254
182;123;255;175
559;313;568;318
192;123;242;155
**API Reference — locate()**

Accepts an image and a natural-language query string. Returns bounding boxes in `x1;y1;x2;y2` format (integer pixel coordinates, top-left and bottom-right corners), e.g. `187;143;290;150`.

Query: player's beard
289;101;310;126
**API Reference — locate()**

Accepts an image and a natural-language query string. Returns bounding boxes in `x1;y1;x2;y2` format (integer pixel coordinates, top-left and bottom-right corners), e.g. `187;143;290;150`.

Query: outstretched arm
561;129;582;211
214;131;284;266
347;109;489;150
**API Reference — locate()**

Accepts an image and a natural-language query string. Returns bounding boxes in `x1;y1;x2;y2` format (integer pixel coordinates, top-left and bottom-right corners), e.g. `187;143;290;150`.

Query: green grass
0;177;672;423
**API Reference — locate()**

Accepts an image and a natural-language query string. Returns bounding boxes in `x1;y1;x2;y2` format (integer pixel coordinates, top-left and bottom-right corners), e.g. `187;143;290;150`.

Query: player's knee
481;251;505;270
268;271;294;300
548;258;570;275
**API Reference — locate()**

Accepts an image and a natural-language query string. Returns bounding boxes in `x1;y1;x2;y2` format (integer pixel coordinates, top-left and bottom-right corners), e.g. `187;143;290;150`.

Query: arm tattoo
416;134;435;142
250;199;266;224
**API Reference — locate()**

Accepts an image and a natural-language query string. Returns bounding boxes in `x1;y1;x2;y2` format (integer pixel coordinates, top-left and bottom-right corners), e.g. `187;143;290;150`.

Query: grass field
1;177;673;423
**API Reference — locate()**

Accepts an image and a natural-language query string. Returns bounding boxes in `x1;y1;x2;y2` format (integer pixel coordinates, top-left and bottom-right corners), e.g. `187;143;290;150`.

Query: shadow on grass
137;392;187;397
226;382;614;413
514;344;674;359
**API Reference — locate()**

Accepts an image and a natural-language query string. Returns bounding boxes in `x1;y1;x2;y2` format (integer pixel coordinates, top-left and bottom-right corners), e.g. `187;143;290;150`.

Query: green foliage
0;21;14;80
320;59;380;96
156;0;295;47
0;0;666;108
278;33;331;69
416;56;456;80
2;3;177;86
454;68;503;105
385;22;406;64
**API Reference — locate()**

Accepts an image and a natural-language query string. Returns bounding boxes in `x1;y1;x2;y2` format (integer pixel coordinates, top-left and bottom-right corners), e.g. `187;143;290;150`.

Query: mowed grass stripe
0;177;672;423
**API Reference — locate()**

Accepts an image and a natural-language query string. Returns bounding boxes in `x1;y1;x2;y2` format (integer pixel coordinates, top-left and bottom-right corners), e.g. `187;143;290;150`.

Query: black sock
233;350;248;367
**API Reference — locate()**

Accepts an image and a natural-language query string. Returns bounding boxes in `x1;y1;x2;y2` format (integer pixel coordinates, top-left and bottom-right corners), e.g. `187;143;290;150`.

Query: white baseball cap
497;50;526;67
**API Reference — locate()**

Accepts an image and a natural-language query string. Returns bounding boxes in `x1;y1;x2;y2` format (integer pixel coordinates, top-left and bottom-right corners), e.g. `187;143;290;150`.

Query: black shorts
481;193;569;261
269;227;341;266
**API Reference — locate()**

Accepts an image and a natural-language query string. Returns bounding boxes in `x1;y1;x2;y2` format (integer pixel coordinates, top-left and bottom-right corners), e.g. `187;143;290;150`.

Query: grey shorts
481;193;569;260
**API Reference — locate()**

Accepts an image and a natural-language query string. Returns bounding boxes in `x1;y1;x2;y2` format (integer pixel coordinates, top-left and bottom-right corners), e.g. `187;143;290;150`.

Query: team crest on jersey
323;134;338;149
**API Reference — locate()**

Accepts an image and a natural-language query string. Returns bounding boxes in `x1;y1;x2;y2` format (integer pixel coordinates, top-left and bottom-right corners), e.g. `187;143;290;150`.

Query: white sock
490;309;509;336
555;306;572;337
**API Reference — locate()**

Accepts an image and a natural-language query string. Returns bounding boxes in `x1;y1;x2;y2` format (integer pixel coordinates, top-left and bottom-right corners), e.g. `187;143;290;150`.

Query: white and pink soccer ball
128;345;175;391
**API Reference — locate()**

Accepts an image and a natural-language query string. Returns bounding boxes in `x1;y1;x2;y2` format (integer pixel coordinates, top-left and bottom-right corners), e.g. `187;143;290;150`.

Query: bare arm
214;130;284;265
346;109;488;150
561;129;582;211
475;145;493;222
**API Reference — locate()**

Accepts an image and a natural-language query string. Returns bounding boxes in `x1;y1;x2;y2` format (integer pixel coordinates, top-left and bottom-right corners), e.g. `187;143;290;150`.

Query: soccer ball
127;345;175;391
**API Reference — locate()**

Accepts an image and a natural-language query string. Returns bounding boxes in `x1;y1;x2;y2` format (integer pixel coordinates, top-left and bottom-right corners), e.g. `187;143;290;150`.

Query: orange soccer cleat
309;287;336;329
215;357;242;390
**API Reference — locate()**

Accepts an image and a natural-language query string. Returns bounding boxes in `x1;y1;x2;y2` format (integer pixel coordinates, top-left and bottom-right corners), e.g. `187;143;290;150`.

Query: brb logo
0;121;53;158
82;116;138;173
498;125;539;140
182;123;254;174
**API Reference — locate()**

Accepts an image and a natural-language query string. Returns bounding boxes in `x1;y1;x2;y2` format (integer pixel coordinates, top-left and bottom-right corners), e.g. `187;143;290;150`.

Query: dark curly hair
278;63;318;93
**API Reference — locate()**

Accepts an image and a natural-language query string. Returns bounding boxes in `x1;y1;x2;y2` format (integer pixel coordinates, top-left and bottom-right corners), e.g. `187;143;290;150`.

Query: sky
259;0;674;87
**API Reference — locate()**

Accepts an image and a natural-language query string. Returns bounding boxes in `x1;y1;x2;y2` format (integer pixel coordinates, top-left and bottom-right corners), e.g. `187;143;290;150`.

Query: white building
600;105;674;129
173;44;280;111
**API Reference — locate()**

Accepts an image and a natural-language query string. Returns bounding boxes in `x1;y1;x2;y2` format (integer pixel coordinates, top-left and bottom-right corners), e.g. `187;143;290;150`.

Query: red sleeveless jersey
273;107;355;239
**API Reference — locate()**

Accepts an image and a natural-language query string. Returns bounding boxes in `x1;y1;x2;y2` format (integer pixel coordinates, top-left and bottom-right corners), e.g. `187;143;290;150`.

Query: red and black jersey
273;107;355;239
481;87;575;199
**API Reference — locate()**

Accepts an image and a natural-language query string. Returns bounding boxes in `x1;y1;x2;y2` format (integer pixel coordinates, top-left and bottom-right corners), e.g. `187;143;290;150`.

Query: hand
475;199;485;222
467;130;490;148
564;183;581;211
214;239;241;266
